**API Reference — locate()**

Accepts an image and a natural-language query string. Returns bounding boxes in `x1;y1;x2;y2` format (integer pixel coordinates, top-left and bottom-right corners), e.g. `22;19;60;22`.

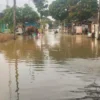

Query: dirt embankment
0;33;16;42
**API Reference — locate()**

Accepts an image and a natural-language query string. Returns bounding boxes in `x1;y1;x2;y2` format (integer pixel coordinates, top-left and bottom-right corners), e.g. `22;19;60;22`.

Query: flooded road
0;32;100;100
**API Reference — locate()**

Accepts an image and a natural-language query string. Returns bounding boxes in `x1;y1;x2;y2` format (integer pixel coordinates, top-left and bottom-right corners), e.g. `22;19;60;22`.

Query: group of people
25;26;38;34
22;26;40;39
16;25;40;38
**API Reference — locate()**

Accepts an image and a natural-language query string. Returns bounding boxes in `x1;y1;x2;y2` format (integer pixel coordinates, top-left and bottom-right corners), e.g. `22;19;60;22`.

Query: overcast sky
0;0;54;12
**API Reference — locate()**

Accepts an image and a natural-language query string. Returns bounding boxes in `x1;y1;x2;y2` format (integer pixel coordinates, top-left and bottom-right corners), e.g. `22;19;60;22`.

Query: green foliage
49;0;68;21
49;0;98;22
3;7;13;26
70;0;98;21
33;0;48;17
2;4;40;26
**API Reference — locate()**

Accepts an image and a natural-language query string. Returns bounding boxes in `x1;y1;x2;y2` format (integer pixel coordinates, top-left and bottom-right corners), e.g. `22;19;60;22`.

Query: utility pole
97;0;100;39
6;0;9;8
13;0;16;40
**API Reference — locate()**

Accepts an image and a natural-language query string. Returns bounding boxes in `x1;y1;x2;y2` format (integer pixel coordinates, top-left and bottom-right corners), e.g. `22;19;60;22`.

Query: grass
0;33;16;43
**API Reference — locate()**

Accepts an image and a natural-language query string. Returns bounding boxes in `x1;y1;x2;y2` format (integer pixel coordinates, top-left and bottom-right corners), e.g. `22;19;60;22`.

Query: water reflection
8;63;12;100
0;34;100;100
15;56;19;100
0;35;100;62
50;35;100;61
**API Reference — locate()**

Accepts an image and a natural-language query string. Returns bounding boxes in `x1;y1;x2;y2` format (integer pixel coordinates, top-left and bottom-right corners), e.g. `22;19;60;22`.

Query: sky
0;0;55;12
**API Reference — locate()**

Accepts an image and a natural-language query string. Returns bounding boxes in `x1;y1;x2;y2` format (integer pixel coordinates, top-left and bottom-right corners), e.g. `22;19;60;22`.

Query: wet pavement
0;32;100;100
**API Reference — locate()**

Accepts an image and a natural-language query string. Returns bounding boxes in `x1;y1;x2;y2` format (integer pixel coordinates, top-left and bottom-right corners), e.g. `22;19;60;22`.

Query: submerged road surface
0;32;100;100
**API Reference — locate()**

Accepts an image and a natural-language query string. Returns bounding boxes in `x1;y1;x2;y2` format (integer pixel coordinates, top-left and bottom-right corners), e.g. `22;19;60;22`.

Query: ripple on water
1;35;100;100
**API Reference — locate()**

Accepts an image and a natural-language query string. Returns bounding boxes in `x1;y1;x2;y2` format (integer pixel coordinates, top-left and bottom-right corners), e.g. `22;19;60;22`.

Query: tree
49;0;68;21
2;4;40;26
69;0;98;22
18;4;40;23
3;7;13;26
33;0;48;18
49;0;98;23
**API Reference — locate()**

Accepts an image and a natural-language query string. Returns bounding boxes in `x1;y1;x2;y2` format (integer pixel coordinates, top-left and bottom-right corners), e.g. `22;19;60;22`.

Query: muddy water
0;33;100;100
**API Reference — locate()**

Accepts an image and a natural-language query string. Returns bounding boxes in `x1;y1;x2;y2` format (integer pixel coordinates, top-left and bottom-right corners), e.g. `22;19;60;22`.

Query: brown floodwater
0;32;100;100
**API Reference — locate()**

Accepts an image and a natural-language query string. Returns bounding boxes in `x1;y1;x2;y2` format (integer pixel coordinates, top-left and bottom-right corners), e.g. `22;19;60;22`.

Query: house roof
88;16;98;24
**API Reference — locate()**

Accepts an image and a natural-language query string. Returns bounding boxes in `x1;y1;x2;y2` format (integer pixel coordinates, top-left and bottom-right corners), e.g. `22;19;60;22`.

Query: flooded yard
0;32;100;100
